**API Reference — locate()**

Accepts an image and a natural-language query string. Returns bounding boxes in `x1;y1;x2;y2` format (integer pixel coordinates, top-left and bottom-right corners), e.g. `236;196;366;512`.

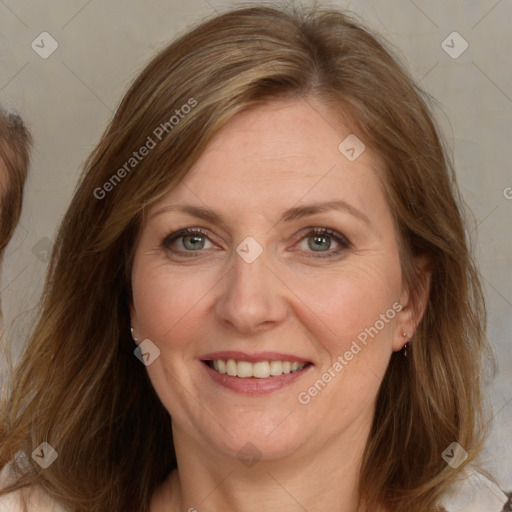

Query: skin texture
130;99;427;512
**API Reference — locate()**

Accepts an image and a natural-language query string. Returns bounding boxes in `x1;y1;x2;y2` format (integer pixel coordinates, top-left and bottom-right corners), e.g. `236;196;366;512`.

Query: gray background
0;0;510;491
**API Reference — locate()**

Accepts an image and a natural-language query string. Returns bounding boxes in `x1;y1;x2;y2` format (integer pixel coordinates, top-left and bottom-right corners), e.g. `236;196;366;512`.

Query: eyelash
161;227;351;259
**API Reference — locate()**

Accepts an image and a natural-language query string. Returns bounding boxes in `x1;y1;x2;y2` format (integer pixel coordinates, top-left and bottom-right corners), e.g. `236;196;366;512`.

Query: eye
162;228;215;257
295;227;351;259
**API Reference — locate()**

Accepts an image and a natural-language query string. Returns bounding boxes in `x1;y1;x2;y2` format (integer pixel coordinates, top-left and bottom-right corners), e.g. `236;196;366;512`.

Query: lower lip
201;361;313;394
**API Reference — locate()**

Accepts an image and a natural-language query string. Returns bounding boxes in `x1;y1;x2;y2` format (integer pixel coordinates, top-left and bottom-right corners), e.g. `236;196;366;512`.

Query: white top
0;458;509;511
437;466;510;512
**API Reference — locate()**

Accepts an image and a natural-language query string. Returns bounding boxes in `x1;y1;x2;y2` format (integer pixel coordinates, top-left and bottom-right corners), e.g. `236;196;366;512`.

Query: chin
206;417;310;463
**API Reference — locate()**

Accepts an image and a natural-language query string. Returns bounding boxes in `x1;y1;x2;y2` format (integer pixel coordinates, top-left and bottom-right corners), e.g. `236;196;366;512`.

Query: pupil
310;235;330;251
185;235;203;250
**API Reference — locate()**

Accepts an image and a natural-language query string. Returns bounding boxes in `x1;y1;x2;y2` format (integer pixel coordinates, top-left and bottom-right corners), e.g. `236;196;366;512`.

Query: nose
214;241;288;334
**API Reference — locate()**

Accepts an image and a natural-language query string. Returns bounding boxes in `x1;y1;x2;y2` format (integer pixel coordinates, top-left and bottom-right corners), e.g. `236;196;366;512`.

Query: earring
402;332;409;358
130;327;138;342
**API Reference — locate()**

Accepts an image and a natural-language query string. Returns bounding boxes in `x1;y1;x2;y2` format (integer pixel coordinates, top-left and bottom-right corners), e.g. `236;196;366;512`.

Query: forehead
149;99;388;222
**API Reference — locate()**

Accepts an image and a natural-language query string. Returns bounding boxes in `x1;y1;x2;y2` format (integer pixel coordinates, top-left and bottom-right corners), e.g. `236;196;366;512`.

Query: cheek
131;259;216;344
295;260;402;344
298;264;401;409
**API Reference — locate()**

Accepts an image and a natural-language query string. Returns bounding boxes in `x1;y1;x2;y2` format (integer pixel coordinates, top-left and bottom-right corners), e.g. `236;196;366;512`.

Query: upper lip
200;351;312;364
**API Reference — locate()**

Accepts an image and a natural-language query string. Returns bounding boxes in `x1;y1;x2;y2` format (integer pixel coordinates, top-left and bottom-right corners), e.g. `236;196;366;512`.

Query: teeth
217;360;227;373
237;361;253;378
226;359;237;376
253;361;270;378
208;359;307;378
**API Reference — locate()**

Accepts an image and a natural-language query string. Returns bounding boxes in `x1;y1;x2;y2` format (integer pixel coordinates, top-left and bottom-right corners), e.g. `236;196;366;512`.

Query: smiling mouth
203;359;313;378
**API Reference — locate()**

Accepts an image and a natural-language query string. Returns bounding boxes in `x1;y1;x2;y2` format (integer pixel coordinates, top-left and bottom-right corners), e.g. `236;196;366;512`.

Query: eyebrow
150;199;371;228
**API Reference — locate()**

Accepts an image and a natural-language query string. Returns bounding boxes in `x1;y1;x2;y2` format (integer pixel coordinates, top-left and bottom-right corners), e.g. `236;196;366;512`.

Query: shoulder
437;465;511;512
0;461;67;512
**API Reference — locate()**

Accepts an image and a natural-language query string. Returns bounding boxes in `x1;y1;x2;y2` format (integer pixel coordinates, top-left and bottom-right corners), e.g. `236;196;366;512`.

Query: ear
392;254;431;352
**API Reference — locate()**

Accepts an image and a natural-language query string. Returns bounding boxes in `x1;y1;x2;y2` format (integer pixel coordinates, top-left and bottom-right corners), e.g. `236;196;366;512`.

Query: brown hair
0;3;493;511
0;107;32;256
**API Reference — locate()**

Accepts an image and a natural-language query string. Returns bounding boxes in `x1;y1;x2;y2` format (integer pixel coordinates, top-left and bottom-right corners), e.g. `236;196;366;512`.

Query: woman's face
130;99;419;464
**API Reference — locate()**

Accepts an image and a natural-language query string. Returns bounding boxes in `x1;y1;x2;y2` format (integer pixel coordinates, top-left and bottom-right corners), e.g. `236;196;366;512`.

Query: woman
0;104;32;501
0;3;509;511
0;106;31;278
0;105;31;417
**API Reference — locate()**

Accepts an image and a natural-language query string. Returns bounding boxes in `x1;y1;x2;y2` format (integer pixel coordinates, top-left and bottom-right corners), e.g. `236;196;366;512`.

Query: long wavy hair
0;3;493;511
